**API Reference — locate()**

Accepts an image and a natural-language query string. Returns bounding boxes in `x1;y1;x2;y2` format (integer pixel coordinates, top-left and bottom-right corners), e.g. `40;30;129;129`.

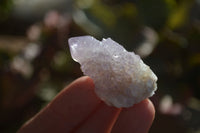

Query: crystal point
68;36;157;108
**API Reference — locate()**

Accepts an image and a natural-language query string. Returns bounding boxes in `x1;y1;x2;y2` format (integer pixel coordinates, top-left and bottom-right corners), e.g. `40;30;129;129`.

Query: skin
17;76;155;133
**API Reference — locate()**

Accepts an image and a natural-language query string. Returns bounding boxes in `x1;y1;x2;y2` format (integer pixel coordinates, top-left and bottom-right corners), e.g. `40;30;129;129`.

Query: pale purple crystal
68;36;157;108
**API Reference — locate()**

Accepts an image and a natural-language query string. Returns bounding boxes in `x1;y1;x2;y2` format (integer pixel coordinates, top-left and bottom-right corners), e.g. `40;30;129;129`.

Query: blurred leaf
0;50;11;67
88;0;117;27
136;0;171;29
0;36;28;54
52;51;74;72
0;0;13;20
188;54;200;67
37;84;57;102
187;97;200;111
74;0;140;49
167;0;194;29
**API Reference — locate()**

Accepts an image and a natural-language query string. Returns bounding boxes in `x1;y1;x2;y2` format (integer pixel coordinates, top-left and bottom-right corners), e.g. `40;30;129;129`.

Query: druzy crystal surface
68;36;157;108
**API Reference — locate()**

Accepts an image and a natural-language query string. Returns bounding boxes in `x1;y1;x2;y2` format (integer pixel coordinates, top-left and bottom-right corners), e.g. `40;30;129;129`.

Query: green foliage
0;0;13;20
136;0;171;29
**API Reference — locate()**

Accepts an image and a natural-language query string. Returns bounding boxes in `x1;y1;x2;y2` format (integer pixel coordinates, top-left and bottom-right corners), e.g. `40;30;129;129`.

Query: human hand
17;76;155;133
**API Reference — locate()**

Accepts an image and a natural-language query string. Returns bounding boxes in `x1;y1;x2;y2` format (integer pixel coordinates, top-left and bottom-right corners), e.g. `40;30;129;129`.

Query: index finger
18;76;101;133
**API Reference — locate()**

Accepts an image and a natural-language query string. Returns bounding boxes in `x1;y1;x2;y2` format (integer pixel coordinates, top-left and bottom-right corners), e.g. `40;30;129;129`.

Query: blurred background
0;0;200;132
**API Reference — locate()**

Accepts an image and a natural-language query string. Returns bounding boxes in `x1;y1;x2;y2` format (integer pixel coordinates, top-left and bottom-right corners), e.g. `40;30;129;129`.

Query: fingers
18;76;101;133
111;99;155;133
18;76;155;133
74;102;121;133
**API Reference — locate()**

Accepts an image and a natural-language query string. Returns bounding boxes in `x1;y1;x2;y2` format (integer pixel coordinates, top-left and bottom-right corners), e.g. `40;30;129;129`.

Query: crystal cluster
68;36;157;108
